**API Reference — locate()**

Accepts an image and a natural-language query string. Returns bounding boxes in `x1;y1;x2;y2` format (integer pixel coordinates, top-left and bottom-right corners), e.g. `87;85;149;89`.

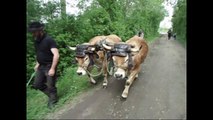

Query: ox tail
137;30;144;39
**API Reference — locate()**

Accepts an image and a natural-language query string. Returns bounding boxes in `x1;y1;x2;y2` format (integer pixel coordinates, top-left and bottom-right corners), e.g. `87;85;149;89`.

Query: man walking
28;21;60;109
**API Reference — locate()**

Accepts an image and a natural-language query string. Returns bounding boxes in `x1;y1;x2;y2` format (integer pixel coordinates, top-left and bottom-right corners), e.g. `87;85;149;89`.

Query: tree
172;0;186;44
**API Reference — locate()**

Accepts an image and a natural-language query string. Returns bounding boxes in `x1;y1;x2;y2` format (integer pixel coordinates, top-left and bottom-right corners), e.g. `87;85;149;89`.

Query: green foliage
81;7;111;35
172;0;186;45
55;33;76;75
27;33;36;81
27;0;43;22
109;21;126;40
40;0;61;20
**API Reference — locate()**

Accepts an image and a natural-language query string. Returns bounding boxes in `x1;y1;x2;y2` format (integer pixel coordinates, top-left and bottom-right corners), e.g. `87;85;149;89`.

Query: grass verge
26;67;101;119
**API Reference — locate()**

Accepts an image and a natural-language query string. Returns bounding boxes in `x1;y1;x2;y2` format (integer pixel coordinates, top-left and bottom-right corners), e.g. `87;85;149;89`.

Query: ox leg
103;74;108;88
135;74;138;79
87;67;96;84
108;60;114;75
89;75;97;85
121;69;140;98
102;60;108;88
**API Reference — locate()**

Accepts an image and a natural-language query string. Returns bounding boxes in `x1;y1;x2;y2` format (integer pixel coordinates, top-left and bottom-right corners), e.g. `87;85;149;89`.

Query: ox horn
91;47;96;51
88;47;96;51
67;46;76;50
102;43;112;50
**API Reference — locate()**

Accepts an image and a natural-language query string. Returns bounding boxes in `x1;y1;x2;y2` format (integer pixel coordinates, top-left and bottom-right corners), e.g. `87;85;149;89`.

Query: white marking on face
77;67;87;75
114;68;126;79
112;55;129;79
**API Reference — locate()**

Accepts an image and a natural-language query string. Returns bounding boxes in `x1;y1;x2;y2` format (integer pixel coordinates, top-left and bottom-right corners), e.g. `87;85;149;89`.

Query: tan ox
102;35;148;98
68;34;122;87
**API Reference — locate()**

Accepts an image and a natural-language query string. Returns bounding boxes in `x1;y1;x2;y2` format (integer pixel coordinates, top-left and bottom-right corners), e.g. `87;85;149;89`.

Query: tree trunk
60;0;66;18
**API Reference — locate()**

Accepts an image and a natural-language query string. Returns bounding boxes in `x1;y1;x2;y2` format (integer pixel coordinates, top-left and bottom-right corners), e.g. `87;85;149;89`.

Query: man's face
32;30;41;39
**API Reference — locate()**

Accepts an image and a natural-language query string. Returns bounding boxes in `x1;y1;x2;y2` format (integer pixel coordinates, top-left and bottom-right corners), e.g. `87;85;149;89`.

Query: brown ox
102;35;148;98
68;34;122;87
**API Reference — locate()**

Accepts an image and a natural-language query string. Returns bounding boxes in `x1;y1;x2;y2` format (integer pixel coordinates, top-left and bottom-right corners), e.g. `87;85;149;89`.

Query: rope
85;66;103;77
26;71;36;87
106;59;114;75
84;51;114;77
84;39;116;77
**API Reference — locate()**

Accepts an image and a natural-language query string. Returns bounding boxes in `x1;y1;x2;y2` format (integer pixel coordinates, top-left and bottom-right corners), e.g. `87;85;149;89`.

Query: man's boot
47;93;58;109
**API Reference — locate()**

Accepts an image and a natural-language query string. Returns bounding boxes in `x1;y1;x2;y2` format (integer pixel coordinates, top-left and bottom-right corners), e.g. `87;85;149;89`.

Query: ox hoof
102;85;107;88
102;82;108;88
103;82;107;86
120;96;127;101
121;93;128;99
90;81;97;85
134;74;138;80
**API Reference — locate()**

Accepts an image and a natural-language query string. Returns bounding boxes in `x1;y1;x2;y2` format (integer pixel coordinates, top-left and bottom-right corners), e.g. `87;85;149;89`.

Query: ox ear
67;46;76;51
130;46;139;52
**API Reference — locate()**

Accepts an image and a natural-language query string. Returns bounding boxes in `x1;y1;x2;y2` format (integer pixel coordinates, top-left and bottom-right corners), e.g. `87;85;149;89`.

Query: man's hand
48;68;55;76
34;63;39;71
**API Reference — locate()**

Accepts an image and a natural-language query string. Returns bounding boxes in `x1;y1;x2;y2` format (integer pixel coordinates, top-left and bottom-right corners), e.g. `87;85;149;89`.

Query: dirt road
46;35;186;119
